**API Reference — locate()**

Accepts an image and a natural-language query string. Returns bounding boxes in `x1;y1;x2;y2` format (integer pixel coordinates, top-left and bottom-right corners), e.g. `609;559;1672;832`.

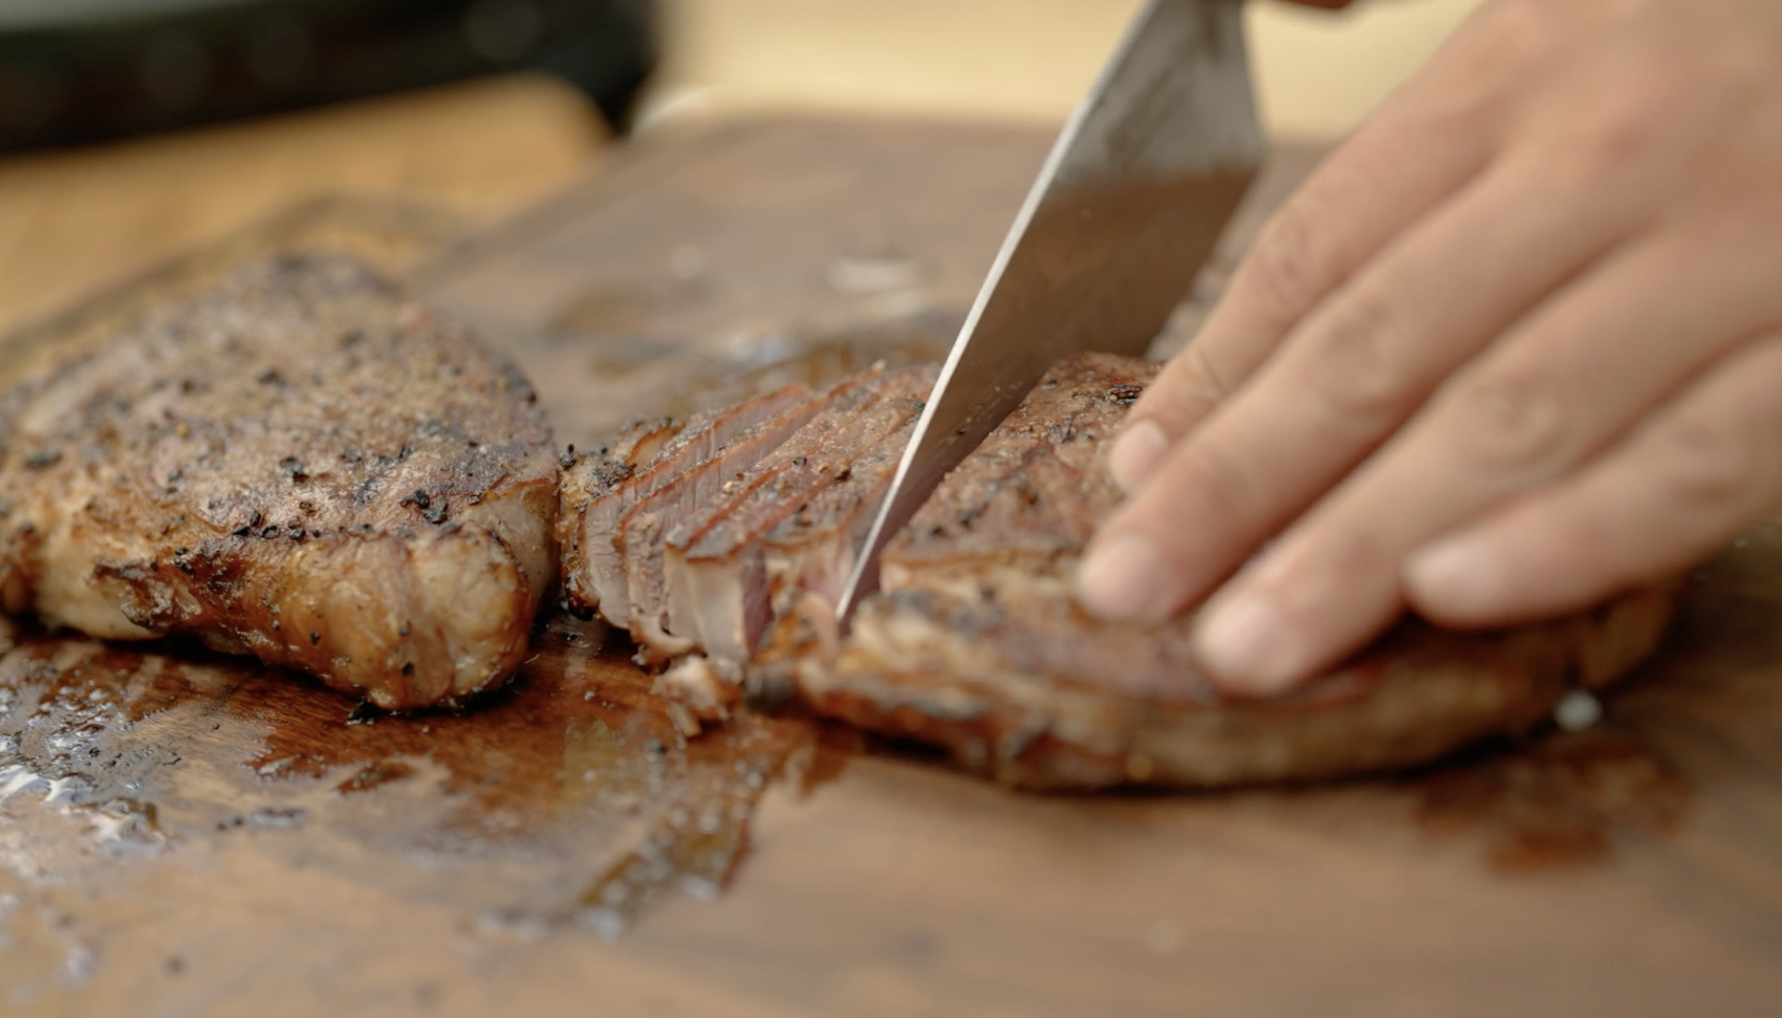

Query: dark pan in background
0;0;658;150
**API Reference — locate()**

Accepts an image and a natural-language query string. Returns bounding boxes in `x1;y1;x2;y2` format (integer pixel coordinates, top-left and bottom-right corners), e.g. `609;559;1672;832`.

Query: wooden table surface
0;73;605;342
1;110;1780;1018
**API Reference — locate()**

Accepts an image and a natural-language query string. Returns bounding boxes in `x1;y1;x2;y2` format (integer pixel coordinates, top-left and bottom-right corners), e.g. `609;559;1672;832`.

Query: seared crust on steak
0;254;559;709
750;353;1682;789
760;577;1680;790
557;415;684;615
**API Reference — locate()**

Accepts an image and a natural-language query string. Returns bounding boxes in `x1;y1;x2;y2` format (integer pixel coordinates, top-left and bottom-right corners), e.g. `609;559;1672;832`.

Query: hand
1077;0;1782;695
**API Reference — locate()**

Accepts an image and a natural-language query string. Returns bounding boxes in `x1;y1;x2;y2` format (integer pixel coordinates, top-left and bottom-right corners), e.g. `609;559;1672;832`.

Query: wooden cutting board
1;118;1779;1018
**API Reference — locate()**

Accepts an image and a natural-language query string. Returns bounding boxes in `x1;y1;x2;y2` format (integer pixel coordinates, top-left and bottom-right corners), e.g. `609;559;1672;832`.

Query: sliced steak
751;352;1682;789
662;365;934;662
564;384;814;628
759;384;931;616
763;581;1679;790
0;254;560;709
557;416;683;614
616;378;877;658
881;354;1141;588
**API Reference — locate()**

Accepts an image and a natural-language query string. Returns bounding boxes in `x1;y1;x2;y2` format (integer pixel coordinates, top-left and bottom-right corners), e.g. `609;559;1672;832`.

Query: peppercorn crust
0;254;559;709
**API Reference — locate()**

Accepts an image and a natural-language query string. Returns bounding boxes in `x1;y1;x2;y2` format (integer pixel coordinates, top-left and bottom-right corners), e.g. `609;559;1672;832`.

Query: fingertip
1110;418;1169;492
1076;532;1174;622
1402;532;1504;626
1191;591;1307;697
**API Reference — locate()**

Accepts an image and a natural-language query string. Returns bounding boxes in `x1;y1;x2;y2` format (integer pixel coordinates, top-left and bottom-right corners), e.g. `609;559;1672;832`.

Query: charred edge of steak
757;582;1683;790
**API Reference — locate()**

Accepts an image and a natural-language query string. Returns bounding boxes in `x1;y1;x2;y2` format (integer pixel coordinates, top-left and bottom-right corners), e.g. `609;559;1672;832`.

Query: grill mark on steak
663;368;898;561
558;416;683;614
746;352;1682;790
569;384;813;628
0;254;560;709
615;381;865;657
656;367;893;658
660;365;934;662
759;377;935;617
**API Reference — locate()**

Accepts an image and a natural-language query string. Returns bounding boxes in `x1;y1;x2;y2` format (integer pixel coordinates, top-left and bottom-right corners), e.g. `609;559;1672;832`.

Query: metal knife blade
836;0;1265;620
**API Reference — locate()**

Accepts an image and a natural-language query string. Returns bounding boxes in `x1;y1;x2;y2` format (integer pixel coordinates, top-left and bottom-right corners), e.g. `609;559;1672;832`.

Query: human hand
1077;0;1782;695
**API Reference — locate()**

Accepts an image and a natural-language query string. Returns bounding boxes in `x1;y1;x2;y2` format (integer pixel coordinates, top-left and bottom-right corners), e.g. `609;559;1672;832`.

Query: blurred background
0;0;1487;336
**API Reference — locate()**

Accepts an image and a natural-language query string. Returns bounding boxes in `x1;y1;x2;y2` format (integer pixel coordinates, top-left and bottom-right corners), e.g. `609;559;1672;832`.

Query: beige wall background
651;0;1491;140
0;0;1493;337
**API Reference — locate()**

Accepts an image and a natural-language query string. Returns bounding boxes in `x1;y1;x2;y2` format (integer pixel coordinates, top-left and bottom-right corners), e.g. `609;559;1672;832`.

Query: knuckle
1460;0;1552;76
1298;288;1417;422
1550;63;1709;182
1564;98;1671;178
1241;203;1332;318
1444;369;1572;473
1321;525;1395;584
1656;408;1757;512
1163;440;1263;528
1168;343;1238;418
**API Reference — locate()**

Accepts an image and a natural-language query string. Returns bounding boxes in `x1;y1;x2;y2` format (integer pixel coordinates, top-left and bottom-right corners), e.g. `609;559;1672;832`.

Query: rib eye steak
0;254;559;709
569;350;1679;788
751;353;1680;789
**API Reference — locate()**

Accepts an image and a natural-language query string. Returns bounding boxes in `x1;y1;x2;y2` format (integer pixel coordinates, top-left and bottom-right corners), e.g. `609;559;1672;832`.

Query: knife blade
836;0;1265;620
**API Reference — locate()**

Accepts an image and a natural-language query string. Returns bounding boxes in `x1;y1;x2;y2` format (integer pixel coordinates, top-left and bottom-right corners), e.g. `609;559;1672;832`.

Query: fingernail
1077;533;1171;621
1110;419;1168;492
1404;533;1498;618
1193;591;1300;695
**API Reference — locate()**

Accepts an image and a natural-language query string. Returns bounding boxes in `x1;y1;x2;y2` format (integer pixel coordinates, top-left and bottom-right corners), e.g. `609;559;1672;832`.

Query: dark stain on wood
1412;728;1691;872
0;611;819;931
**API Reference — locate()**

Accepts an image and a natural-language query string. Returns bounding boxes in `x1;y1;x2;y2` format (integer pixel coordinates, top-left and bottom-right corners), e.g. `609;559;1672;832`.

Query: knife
836;0;1266;620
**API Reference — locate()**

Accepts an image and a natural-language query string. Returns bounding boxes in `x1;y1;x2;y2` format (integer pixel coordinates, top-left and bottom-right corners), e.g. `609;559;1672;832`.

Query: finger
1108;43;1509;488
1188;220;1782;695
1406;332;1782;626
1083;150;1655;622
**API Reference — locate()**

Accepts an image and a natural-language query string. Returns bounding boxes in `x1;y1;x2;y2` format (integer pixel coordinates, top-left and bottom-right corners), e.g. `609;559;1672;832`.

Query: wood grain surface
0;118;1778;1018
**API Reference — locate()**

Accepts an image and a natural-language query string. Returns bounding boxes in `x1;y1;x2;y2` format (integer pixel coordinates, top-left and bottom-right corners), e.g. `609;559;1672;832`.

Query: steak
560;383;815;631
616;392;835;657
662;364;934;663
0;254;560;709
557;415;683;615
748;353;1682;790
759;403;923;620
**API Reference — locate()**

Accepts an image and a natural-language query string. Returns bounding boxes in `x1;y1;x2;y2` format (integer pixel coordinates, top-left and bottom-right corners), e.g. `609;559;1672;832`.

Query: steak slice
751;353;1682;789
557;416;684;614
662;365;935;663
0;254;560;709
758;382;931;618
565;383;814;628
615;379;872;658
